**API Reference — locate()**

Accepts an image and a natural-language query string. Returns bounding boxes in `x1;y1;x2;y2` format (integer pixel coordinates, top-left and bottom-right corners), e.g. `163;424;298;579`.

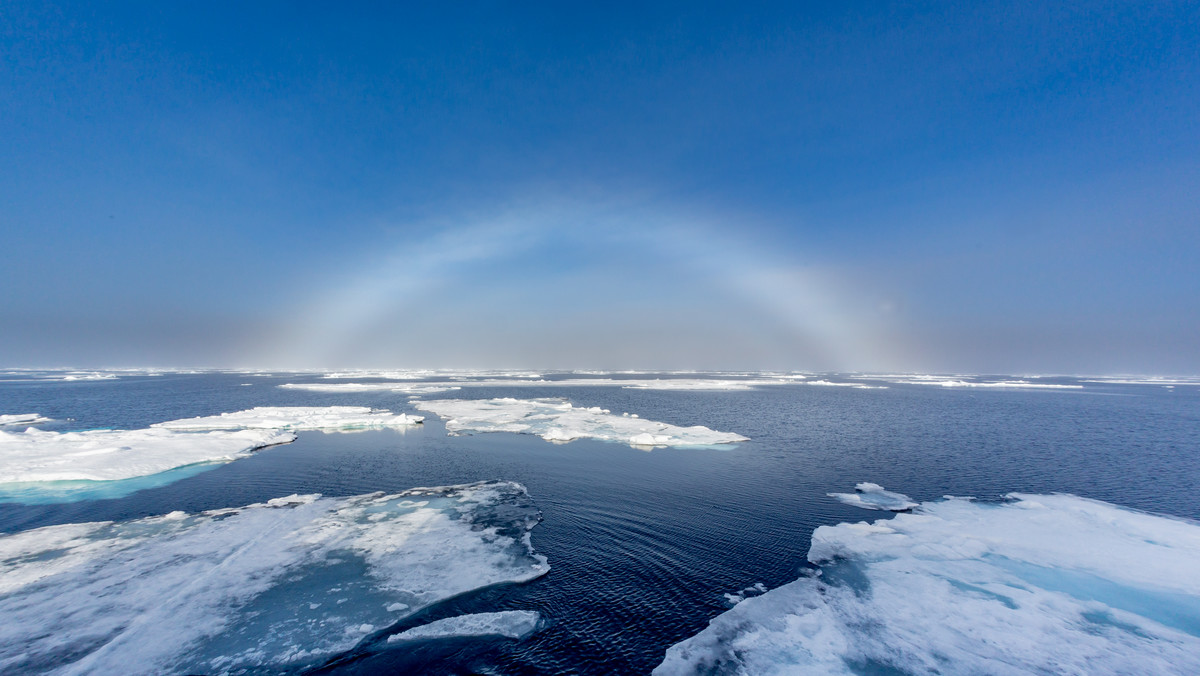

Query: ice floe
0;414;52;426
1082;377;1200;386
656;491;1200;675
279;382;462;394
0;481;548;675
803;380;888;389
413;398;747;448
827;482;917;511
153;406;423;431
852;374;1083;389
387;610;542;643
0;427;295;483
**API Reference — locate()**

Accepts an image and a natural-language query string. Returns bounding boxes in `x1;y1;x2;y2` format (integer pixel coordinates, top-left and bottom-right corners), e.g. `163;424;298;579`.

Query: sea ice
284;375;807;392
279;382;462;394
827;482;917;511
0;414;52;426
414;398;748;448
853;374;1083;389
0;481;548;675
153;406;424;431
657;492;1200;675
387;610;542;642
0;427;295;483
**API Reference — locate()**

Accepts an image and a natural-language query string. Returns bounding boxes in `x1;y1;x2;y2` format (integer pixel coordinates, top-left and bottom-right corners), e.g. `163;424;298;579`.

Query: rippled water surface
2;373;1198;673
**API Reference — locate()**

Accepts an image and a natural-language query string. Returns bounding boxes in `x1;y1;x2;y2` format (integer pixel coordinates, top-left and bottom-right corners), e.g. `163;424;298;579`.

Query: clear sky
3;1;1197;373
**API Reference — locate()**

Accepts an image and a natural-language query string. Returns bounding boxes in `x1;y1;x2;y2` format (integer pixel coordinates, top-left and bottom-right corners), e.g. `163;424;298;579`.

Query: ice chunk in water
657;492;1200;675
0;480;548;675
827;482;917;511
387;610;542;643
0;414;52;426
414;398;747;448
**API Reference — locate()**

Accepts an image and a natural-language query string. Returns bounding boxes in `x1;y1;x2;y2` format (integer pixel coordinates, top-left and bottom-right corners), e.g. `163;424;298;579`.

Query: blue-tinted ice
0;481;548;675
657;490;1200;675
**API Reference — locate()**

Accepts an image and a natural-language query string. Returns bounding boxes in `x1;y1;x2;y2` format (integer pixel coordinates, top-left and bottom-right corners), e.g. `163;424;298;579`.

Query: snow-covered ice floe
0;427;294;485
656;491;1200;675
414;398;748;448
0;481;548;675
827;482;918;511
387;610;542;643
153;406;423;431
279;382;462;394
0;407;420;504
0;414;52;426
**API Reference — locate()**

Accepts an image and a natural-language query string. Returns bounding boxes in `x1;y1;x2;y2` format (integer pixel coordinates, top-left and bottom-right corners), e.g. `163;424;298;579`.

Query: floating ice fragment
656;493;1200;675
724;582;770;606
387;610;542;643
0;414;52;426
414;398;747;448
827;482;918;511
153;406;423;431
0;480;548;675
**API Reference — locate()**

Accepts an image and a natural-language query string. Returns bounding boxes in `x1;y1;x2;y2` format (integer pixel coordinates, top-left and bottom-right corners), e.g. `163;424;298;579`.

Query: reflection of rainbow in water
258;204;906;369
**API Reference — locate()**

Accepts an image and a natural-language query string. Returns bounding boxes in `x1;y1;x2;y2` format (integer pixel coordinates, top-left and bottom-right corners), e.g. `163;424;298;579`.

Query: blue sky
2;1;1197;372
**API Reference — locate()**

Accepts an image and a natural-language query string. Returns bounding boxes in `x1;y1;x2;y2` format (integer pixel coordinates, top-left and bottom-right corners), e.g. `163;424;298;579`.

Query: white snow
0;481;548;675
656;492;1200;675
0;414;52;426
827;483;918;511
413;398;748;448
0;427;295;483
387;610;541;643
153;406;423;431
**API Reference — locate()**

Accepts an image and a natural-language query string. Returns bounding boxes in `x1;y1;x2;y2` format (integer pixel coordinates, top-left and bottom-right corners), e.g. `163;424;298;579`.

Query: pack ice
414;397;748;448
0;481;548;675
657;490;1200;675
152;406;423;430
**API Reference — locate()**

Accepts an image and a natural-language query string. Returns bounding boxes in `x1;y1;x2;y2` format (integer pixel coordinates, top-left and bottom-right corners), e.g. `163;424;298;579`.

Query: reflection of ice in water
0;481;548;675
415;397;748;448
657;492;1200;675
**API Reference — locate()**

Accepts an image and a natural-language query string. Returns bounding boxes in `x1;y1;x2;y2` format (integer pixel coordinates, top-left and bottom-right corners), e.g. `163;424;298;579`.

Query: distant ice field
0;370;1197;674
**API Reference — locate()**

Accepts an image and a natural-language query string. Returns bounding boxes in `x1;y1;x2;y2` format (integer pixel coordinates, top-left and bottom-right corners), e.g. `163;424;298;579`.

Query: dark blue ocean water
1;372;1198;674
